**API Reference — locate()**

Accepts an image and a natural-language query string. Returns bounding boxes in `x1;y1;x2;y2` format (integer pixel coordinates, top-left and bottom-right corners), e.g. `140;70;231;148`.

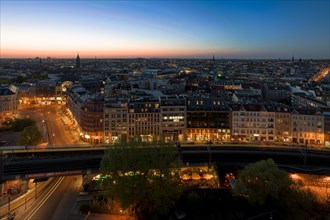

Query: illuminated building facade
67;83;328;147
0;85;18;125
32;81;57;104
67;85;104;144
291;108;324;145
274;105;291;142
231;104;275;142
128;98;160;142
160;95;186;142
323;111;330;147
104;98;128;143
186;98;231;142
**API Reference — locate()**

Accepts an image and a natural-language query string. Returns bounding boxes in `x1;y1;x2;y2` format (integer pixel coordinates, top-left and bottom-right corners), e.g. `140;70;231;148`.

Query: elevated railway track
1;144;329;182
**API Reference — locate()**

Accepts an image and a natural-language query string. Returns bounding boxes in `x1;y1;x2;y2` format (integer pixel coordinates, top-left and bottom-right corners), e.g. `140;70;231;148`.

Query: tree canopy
11;118;36;131
100;139;182;218
232;158;315;219
16;125;42;146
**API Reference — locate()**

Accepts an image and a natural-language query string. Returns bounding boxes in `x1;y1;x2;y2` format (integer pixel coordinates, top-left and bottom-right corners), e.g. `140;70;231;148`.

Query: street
1;103;87;220
17;176;83;220
17;104;79;146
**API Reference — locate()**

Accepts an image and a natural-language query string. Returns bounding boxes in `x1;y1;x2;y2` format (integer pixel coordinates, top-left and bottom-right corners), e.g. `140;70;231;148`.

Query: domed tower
76;53;80;68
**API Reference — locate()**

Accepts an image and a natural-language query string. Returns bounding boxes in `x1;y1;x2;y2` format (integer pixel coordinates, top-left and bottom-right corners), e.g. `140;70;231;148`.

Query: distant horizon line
1;56;329;60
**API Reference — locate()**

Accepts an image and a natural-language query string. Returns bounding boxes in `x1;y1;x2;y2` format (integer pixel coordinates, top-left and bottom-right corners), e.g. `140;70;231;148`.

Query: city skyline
1;0;329;59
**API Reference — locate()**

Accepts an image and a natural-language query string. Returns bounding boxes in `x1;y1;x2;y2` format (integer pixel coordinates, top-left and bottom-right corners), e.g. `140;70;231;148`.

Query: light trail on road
23;177;65;220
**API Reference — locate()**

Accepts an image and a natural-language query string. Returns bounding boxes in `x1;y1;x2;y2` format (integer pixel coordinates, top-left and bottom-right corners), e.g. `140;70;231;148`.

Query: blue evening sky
1;0;329;58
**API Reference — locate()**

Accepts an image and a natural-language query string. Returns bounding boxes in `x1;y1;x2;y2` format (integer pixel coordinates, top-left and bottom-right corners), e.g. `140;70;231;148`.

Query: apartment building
127;98;161;142
159;95;186;142
186;98;231;143
103;98;128;143
67;85;104;144
291;108;324;145
274;104;291;143
0;85;18;125
230;104;275;142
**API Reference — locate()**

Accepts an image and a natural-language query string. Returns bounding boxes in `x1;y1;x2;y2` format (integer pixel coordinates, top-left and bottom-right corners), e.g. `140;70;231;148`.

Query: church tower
76;53;80;68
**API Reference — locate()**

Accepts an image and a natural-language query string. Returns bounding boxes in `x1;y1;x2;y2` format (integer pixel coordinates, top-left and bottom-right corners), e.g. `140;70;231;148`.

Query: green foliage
232;158;292;205
11;118;36;131
232;159;315;218
89;198;112;214
100;139;182;216
16;125;42;146
280;187;315;220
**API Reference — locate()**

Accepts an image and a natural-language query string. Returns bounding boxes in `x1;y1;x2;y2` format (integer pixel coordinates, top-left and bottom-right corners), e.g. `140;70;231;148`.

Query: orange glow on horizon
0;47;245;59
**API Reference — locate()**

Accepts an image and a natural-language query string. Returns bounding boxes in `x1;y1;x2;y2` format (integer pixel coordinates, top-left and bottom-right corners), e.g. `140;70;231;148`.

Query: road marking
24;177;65;220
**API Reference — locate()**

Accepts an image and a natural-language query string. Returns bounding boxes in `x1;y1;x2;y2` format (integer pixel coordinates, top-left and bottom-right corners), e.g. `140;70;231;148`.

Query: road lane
22;176;82;220
6;104;85;220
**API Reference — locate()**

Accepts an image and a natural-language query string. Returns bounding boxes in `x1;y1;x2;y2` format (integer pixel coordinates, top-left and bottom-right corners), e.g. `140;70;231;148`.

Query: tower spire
76;52;80;68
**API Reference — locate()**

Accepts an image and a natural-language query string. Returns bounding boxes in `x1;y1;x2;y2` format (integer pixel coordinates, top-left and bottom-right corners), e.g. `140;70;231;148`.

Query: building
31;80;57;104
230;104;275;142
67;85;104;144
76;53;80;69
264;83;291;104
159;95;186;142
232;89;263;103
186;98;231;143
291;92;328;108
274;104;291;143
322;110;330;147
103;98;128;144
0;85;18;125
291;107;324;146
127;98;161;142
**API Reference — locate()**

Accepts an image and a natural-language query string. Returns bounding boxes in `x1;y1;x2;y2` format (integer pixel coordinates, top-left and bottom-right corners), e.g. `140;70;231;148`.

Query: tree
100;139;182;218
232;158;315;219
16;125;42;146
11;118;36;131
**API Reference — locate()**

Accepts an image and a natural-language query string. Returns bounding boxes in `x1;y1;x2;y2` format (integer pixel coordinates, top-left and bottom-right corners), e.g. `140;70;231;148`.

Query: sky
1;0;329;59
